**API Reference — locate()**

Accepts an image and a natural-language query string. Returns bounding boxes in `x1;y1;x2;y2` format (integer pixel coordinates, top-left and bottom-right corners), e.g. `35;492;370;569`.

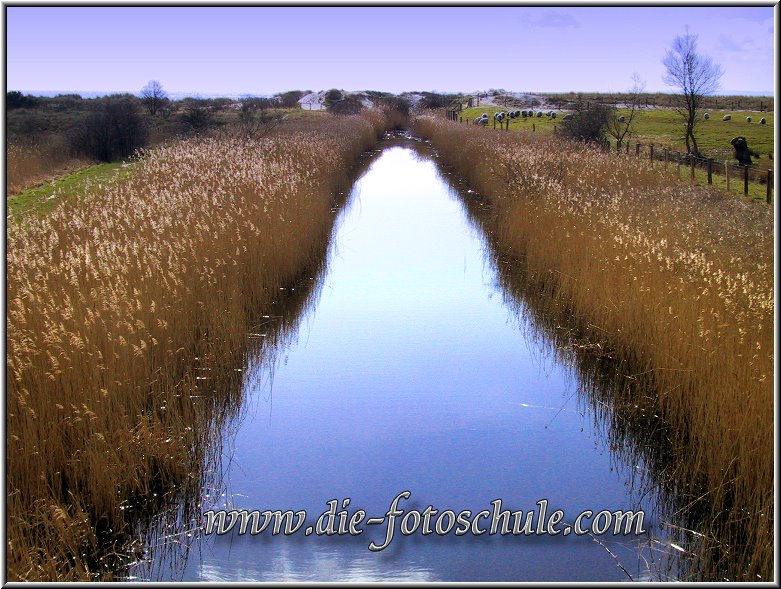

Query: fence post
636;143;641;156
767;170;773;203
690;156;695;183
725;161;730;191
626;142;629;154
707;159;713;185
533;123;536;132
677;153;682;176
664;148;668;168
744;165;749;196
649;144;654;162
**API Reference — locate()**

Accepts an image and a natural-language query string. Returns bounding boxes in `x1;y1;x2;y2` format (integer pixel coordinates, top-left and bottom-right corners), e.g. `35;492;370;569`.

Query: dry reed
6;110;394;580
6;138;88;195
415;116;773;581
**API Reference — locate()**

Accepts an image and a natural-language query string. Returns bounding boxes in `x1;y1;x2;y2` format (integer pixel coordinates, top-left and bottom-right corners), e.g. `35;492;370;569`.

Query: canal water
140;140;670;582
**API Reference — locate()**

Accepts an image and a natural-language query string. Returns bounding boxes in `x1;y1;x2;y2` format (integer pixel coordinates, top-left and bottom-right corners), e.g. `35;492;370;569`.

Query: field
5;109;401;580
456;105;774;169
415;116;773;581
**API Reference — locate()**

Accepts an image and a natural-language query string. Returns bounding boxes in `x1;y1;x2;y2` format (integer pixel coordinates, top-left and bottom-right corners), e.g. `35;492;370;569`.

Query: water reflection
138;139;668;582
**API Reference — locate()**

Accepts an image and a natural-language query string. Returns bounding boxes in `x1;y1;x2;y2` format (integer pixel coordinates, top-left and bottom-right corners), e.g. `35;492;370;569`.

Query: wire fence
445;109;773;204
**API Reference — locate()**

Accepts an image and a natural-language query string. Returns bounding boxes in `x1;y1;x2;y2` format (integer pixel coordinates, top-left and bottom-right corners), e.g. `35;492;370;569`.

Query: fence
445;111;773;204
627;142;773;204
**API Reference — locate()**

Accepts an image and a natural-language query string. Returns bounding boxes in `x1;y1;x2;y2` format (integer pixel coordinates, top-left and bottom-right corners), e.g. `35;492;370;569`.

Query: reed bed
7;138;88;195
6;110;393;580
415;117;773;581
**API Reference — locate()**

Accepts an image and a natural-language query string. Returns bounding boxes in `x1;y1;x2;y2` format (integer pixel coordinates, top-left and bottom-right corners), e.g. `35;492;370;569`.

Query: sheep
703;113;710;120
722;114;731;121
550;111;556;119
508;110;517;119
527;110;533;117
562;113;574;121
746;116;752;123
474;115;489;126
617;115;626;123
494;112;505;121
481;113;489;118
759;117;767;125
521;110;528;118
536;111;543;117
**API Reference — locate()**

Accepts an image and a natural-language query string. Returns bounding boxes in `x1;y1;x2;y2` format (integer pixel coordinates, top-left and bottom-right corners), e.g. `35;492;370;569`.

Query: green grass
451;106;774;200
456;106;774;164
7;161;136;218
458;106;560;133
623;108;774;170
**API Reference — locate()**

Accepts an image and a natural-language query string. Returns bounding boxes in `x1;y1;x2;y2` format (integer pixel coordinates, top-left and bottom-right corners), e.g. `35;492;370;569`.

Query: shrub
68;96;148;162
559;101;611;146
6;91;39;110
327;96;364;115
277;90;306;108
180;106;216;134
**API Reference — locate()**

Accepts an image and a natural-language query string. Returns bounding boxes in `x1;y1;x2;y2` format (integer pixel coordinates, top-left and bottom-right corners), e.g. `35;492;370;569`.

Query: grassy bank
6;109;399;580
7;161;138;218
414;117;773;581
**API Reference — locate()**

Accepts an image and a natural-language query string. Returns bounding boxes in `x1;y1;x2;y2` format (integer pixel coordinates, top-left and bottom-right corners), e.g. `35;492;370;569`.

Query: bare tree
140;80;168;116
607;73;645;152
662;28;723;155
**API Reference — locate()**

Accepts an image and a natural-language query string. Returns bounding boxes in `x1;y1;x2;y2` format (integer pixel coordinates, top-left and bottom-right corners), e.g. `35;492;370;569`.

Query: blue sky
5;6;776;96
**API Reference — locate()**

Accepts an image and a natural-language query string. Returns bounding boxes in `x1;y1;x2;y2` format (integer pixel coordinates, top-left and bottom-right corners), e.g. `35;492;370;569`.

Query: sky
4;5;776;96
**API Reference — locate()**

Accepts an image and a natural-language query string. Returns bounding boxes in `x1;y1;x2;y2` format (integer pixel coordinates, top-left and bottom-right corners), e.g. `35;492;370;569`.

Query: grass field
456;105;774;169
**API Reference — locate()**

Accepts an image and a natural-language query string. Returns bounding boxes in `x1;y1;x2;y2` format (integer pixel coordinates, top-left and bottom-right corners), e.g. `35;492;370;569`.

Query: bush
327;96;363;115
180;106;216;133
419;92;460;109
69;96;148;162
277;90;305;108
6;91;39;110
559;101;611;146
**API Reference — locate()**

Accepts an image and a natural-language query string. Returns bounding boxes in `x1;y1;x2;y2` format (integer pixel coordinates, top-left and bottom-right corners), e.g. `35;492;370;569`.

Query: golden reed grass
415;117;773;581
6;110;396;580
6;138;89;195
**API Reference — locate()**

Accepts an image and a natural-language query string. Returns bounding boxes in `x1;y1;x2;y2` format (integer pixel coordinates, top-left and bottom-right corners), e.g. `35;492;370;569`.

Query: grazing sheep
474;115;489;126
550;111;556;119
703;113;710;120
722;114;731;121
527;110;533;117
562;113;574;121
481;113;489;118
509;110;517;119
746;116;752;123
521;110;528;117
536;111;543;117
759;117;767;125
617;115;626;123
495;112;505;121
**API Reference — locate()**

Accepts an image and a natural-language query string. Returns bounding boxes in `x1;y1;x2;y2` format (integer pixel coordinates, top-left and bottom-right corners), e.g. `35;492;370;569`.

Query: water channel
137;137;674;582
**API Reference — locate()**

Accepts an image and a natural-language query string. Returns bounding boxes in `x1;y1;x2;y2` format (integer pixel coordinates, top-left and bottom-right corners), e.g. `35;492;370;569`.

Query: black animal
730;136;760;166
